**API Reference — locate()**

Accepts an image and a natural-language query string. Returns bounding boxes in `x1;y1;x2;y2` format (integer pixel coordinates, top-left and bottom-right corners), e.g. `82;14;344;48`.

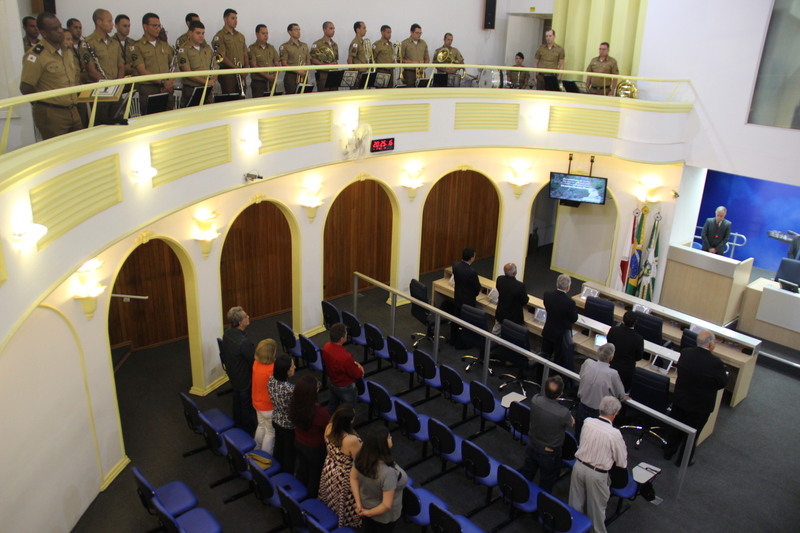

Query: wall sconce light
240;136;262;151
401;163;425;200
73;258;106;319
340;123;372;159
507;161;533;198
192;210;220;258
130;166;157;185
298;180;324;222
11;222;48;251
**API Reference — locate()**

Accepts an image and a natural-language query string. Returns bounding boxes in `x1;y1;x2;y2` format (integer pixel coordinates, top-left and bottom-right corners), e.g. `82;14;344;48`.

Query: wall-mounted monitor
549;172;608;205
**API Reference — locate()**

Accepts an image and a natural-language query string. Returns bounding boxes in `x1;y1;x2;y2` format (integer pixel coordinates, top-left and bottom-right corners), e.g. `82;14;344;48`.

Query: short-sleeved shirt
401;37;428;66
130;37;174;81
372;39;394;65
357;463;408;524
506;67;529;88
213;28;247;64
21;40;81;106
176;31;192;50
348;37;367;64
586;55;619;87
249;42;279;69
279;39;310;67
178;43;213;86
529;393;573;448
83;32;122;78
113;34;132;65
534;43;565;70
311;37;339;64
269;377;295;428
433;46;464;65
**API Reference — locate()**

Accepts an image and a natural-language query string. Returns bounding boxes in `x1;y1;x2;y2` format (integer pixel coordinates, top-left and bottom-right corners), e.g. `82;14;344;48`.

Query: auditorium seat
507;400;531;445
412;349;442;404
220;433;280;503
151;497;222;533
387;335;417;392
429;502;483;533
299;334;327;389
469;380;506;436
438;363;473;424
342;310;369;362
394;398;431;465
179;392;234;457
366;380;398;426
248;457;307;509
321;300;342;330
276;486;339;532
494;464;543;531
403;485;449;530
423;418;464;485
461;439;501;517
132;466;198;518
364;322;392;372
537;491;592;533
276;321;303;366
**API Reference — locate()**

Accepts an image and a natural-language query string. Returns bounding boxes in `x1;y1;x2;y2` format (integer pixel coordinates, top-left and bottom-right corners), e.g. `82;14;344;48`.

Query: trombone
234;59;246;97
200;38;223;104
363;38;375;74
393;41;402;84
298;56;309;89
435;48;465;79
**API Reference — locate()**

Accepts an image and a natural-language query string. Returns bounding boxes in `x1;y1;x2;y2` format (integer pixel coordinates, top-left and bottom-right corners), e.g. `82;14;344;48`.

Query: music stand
325;69;345;90
215;93;243;103
431;73;448;87
562;80;581;93
446;73;460;87
358;72;378;89
415;77;431;87
145;93;169;115
341;70;359;89
185;86;205;107
543;74;560;91
374;72;391;88
295;84;314;93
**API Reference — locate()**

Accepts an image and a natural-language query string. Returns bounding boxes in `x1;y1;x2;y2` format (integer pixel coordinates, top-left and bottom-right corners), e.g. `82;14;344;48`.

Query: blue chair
461;440;501;517
507;400;530;445
537;491;592;533
197;411;256;458
299;334;327;389
469;380;506;436
133;466;198;517
277;486;339;532
429;502;483;533
342;310;369;361
606;467;639;526
276;320;303;364
438;364;472;424
387;335;417;392
403;485;449;530
306;514;358;533
412;349;442;405
561;431;578;471
151;497;222;533
423;418;464;485
221;433;281;503
364;322;391;371
179;392;234;457
321;300;342;330
248;457;307;508
495;464;543;531
355;377;370;404
394;399;431;465
367;380;398;426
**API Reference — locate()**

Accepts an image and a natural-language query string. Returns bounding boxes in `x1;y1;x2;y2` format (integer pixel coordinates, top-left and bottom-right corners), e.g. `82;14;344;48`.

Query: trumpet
210;38;223;69
416;66;426;80
235;59;246;97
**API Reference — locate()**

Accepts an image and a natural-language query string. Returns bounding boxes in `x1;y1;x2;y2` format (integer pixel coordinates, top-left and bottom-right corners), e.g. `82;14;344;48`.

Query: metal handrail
694;226;747;258
351;270;697;498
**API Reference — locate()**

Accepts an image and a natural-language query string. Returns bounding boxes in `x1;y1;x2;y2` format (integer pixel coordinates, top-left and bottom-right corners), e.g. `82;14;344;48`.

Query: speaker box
484;0;497;29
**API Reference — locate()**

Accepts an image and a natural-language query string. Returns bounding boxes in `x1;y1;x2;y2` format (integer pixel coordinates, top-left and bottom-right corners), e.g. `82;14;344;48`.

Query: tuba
615;79;638;98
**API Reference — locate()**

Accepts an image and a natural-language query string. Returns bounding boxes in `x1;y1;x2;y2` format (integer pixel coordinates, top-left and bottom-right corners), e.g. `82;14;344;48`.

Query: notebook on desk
633;462;661;484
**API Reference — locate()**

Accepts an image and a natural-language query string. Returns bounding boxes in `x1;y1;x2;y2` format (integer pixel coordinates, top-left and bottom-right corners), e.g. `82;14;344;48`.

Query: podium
660;244;753;326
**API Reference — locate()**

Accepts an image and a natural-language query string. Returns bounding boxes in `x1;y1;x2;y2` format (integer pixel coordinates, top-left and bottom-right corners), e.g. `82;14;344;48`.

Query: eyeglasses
148;23;162;28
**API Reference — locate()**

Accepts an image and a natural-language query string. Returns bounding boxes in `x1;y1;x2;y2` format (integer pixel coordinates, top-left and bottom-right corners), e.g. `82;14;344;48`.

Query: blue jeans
327;382;357;413
522;441;563;493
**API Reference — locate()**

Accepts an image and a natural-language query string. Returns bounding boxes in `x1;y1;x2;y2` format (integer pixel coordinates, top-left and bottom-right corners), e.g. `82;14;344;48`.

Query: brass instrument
298;56;308;87
235;59;246;97
363;38;375;73
393;41;402;82
416;66;426;80
615;79;638;98
210;38;224;69
81;37;108;79
435;48;465;79
319;46;335;64
168;36;180;74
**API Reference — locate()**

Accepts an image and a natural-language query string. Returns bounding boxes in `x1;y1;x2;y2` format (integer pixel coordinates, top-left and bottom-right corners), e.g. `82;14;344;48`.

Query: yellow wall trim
0;238;6;285
259;110;333;154
100;456;131;491
359;104;431;135
31;154;122;250
454;103;520;130
150;125;232;187
190;374;229;397
548;106;620;137
302;324;326;338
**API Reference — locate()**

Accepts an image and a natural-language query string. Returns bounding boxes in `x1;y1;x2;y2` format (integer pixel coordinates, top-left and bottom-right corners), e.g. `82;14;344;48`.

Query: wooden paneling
419;170;499;274
324;180;392;300
108;239;187;349
220;202;293;320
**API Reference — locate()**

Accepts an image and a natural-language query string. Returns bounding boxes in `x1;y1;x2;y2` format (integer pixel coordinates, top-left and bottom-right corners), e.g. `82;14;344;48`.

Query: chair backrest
460;305;489;351
537;491;573;532
276;486;306;529
413;349;436;380
499;320;531;366
364;322;386;351
497;464;530;504
132;466;157;512
584;296;615;327
469;380;496;414
680;328;698;351
562;431;578;462
247;457;276;503
609;466;630;489
439;364;466;399
197;411;223;452
276;321;298;353
629;367;671;412
507;400;531;441
409;279;431;326
321;300;341;330
367;381;393;415
151;496;182;533
342;311;363;339
299;334;320;365
179;392;202;433
428;417;457;456
461;439;491;480
217;337;226;370
306;515;332;533
394;399;422;435
402;486;422;518
223;433;247;474
387;335;411;366
633;311;663;345
429;502;461;533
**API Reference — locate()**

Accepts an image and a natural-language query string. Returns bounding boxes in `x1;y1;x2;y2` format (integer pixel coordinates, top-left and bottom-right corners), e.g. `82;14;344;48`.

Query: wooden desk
574;281;760;407
739;278;800;347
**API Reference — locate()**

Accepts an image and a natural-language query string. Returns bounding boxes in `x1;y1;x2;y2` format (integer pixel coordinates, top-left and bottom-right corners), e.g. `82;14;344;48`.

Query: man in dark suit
451;247;481;344
787;234;800;260
221;306;257;434
607;311;644;391
663;330;728;466
542;274;579;373
494;262;529;334
700;206;731;255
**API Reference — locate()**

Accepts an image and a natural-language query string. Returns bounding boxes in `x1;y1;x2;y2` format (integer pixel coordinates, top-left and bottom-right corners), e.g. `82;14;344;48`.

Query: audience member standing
576;343;627;439
319;405;362;529
290;374;330;498
451;247;481;346
569;396;628;533
252;339;277;453
269;355;296;474
322;322;364;413
494;262;529;334
607;311;644;391
542;274;578;374
221;306;256;434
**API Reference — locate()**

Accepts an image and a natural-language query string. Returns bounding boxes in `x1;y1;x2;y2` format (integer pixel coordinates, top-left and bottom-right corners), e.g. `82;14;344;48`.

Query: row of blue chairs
133;467;222;532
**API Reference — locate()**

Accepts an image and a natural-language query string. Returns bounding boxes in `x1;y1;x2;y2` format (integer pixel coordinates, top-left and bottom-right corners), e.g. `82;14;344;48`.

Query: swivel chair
620;367;671;448
679;328;698;351
633;311;664;345
459;305;496;374
583;296;615;327
496;320;539;396
410;279;445;347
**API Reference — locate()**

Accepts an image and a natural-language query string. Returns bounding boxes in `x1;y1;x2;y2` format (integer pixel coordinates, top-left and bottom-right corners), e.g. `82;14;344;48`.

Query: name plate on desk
756;286;800;331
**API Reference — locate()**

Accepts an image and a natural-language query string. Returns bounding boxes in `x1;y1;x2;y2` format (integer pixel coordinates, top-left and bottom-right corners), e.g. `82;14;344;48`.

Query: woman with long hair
350;426;408;532
288;373;329;497
319;405;361;528
252;339;277;453
269;355;296;473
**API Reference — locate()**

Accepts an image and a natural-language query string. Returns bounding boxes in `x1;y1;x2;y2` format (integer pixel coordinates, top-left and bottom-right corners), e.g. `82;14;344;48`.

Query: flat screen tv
549;172;608;205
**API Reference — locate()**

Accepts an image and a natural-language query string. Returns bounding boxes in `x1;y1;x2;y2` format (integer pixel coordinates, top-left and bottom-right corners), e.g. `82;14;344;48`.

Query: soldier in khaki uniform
372;25;395;87
113;14;134;76
176;13;200;49
23;16;40;50
280;23;310;95
20;13;83;140
433;33;464;75
506;52;529;89
348;21;369;89
249;25;280;97
178;21;217;105
213;9;248;96
401;23;429;87
131;13;175;114
82;9;125;124
585;42;619;96
533;29;565;90
310;21;338;91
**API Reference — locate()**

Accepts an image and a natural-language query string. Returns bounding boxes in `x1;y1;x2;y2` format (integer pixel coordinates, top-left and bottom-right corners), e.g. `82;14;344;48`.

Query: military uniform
279;39;310;94
176;31;192;50
401;37;428;87
432;46;463;73
178;42;214;104
248;42;279;97
82;32;123;123
23;37;40;50
506;67;529;89
131;37;175;113
114;34;134;75
213;28;247;95
20;40;83;139
311;37;338;91
586;55;619;96
534;43;564;90
372;39;395;87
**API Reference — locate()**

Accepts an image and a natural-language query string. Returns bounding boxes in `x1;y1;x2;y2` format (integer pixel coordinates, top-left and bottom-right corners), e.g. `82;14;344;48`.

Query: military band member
66;18;88;83
533;29;564;90
249;24;280;97
23;16;40;50
401;23;429;87
280;23;310;95
113;14;134;75
347;21;369;89
176;13;200;49
178;20;217;105
131;13;175;114
372;25;395;87
83;9;126;124
585;42;619;96
213;9;248;95
432;33;463;75
505;52;529;89
311;21;338;91
20;13;83;139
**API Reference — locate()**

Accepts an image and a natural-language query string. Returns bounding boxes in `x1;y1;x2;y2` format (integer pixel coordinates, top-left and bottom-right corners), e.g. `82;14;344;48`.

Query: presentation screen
549;172;608;205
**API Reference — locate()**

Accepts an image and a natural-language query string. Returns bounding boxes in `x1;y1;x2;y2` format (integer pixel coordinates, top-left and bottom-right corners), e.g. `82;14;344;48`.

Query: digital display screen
549;172;608;205
370;138;395;153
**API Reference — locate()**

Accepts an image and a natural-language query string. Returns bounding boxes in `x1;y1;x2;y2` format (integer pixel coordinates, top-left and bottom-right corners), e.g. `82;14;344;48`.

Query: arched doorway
323;179;393;300
219;201;293;321
419;169;500;276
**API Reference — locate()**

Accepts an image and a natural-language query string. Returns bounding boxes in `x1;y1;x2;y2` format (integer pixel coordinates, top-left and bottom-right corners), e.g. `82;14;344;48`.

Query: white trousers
255;409;275;454
568;460;610;533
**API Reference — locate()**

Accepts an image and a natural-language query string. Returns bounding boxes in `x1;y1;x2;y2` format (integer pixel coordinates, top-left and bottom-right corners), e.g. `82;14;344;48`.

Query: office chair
429;502;483;533
680;328;698;351
461;439;501;517
276;486;339;532
633;311;664;345
459;305;496;374
496;320;539;397
132;466;198;517
410;279;445;347
320;300;342;330
537;491;592;533
403;485;449;530
620;367;671;448
584;296;615;327
151;496;222;533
